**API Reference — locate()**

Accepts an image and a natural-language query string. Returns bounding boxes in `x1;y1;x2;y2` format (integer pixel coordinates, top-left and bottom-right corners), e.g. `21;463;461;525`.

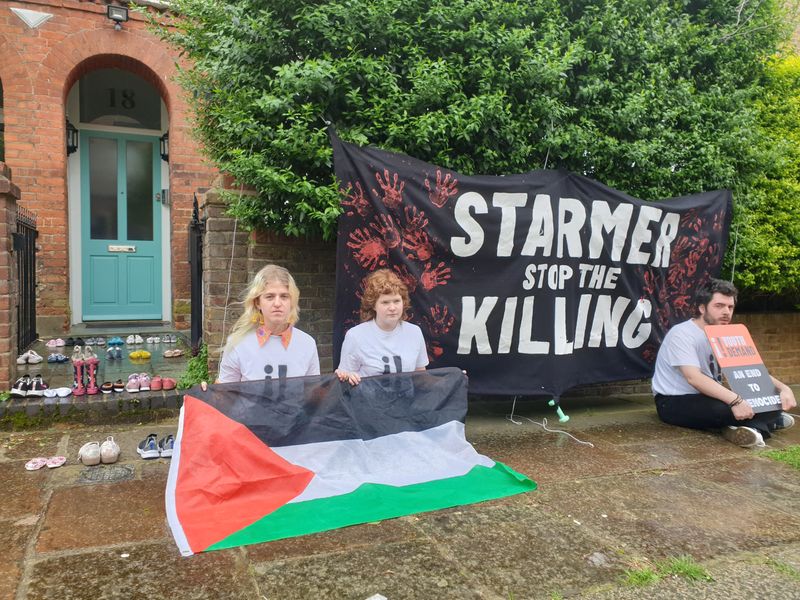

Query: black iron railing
188;192;205;349
14;206;37;353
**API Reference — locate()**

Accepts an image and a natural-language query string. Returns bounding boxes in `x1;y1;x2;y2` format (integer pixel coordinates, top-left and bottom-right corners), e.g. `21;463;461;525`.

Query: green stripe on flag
208;462;535;552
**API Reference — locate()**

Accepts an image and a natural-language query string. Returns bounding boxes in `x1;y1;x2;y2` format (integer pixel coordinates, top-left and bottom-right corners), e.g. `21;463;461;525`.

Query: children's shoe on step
27;374;48;397
158;435;175;458
27;350;44;364
16;351;31;364
722;426;764;448
112;379;125;393
78;442;101;466
11;375;32;397
125;374;141;393
138;373;151;391
100;437;120;464
137;433;160;459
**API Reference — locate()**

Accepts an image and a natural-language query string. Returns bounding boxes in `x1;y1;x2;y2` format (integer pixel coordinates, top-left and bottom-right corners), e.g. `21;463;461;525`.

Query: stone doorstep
0;388;185;426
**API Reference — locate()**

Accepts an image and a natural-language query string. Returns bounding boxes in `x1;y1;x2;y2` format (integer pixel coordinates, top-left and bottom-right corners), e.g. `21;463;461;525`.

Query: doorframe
66;85;172;325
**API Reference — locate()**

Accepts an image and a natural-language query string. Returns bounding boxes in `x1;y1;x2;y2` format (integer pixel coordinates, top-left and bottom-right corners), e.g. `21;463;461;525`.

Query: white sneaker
78;441;101;466
721;426;764;448
777;413;795;430
27;350;44;364
100;436;120;464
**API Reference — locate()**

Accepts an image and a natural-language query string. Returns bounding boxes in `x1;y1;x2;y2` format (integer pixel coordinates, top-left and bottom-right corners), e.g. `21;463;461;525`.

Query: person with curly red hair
336;269;428;385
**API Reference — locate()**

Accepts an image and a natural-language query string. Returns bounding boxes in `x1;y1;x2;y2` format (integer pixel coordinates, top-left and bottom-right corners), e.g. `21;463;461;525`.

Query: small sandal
46;456;66;469
25;457;49;471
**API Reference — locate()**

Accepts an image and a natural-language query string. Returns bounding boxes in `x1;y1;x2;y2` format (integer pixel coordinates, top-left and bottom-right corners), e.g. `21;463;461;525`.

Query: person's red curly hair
360;269;411;322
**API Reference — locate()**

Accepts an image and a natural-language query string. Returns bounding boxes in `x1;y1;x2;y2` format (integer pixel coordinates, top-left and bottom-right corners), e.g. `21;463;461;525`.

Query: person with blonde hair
217;264;320;382
336;268;428;386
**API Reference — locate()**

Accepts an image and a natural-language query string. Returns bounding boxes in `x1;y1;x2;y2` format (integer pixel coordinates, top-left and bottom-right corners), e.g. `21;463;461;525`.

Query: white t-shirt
338;320;429;377
218;327;320;383
652;319;721;396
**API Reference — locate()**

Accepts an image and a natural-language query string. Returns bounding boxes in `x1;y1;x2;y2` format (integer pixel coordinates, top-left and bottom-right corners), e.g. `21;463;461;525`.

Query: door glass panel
126;140;153;241
89;137;118;240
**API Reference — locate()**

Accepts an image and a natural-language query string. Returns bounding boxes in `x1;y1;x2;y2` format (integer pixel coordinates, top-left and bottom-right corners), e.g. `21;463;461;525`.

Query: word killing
457;294;652;355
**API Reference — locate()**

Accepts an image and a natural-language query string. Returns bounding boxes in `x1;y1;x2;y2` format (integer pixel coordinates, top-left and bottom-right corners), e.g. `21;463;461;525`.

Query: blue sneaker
158;434;175;458
137;433;160;459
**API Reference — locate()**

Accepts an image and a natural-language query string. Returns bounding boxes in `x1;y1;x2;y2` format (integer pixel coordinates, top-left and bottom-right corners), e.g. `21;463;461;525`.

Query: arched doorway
66;66;170;323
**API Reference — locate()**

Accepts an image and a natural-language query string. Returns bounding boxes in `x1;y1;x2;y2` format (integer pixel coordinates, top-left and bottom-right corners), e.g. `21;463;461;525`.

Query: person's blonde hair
224;264;300;352
360;269;411;322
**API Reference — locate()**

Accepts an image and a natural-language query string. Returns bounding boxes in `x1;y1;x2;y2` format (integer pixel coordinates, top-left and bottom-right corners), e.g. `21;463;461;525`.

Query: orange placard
704;324;763;369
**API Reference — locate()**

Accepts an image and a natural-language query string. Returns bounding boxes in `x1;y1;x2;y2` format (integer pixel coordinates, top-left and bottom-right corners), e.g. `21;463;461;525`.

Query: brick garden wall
200;187;336;378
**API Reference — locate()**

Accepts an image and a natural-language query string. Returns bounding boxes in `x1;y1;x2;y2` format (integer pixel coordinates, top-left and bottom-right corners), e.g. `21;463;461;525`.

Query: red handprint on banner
424;305;455;336
392;263;418;293
403;228;434;262
420;261;451;291
424;170;458;208
369;214;401;249
340;182;371;218
372;169;405;210
347;228;387;270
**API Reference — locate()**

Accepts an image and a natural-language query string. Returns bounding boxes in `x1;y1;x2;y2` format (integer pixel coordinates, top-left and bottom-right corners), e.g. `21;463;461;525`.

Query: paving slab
1;461;49;520
252;538;484;600
541;470;800;561
414;499;628;599
580;546;800;599
25;541;255;600
37;478;169;553
0;431;65;461
246;516;423;563
0;518;36;599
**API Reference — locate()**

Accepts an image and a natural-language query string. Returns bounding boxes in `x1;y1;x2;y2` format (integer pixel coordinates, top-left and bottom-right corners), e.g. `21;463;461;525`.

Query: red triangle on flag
176;395;315;552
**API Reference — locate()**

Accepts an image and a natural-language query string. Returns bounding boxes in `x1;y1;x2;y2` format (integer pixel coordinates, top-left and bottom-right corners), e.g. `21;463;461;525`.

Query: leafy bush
177;342;209;390
149;0;797;298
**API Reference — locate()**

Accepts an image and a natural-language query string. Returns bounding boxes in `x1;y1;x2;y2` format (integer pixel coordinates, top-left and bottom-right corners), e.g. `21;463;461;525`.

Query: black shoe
11;375;32;397
65;337;75;346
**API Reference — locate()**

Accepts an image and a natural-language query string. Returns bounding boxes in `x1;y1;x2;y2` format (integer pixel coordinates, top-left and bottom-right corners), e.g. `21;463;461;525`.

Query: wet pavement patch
37;479;169;552
76;464;135;485
0;461;48;519
253;539;483;600
26;542;255;600
0;519;36;599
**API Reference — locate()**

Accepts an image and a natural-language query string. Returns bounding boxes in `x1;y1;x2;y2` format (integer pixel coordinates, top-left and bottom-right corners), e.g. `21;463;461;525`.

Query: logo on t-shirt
382;355;403;374
264;364;288;380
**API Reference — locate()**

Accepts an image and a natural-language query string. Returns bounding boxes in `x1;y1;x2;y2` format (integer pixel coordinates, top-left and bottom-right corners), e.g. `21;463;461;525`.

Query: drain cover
77;464;135;484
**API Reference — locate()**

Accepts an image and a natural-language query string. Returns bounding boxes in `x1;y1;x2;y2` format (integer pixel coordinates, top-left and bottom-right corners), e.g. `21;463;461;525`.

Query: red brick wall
0;0;216;333
0;163;20;388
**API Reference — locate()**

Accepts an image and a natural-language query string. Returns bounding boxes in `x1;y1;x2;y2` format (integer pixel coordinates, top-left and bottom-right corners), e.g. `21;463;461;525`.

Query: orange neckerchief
256;325;293;349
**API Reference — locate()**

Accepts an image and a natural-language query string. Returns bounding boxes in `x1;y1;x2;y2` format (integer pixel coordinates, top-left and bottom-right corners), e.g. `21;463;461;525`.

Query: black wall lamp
66;119;78;155
107;5;129;31
160;132;169;162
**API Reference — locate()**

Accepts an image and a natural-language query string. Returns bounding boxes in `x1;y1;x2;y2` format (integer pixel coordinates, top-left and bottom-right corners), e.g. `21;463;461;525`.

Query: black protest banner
332;132;732;396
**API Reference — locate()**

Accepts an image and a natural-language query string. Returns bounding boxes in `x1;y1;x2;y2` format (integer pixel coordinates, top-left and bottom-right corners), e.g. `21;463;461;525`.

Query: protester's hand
335;369;361;386
200;381;208;392
731;400;755;421
780;386;797;411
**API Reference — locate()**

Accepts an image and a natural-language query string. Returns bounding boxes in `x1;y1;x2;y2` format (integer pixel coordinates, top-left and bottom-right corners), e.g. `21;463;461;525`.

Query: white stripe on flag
273;421;494;503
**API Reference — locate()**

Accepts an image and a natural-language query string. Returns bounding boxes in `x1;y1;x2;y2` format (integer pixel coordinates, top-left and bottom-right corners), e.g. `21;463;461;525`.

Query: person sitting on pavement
216;264;320;383
335;268;428;386
652;278;796;447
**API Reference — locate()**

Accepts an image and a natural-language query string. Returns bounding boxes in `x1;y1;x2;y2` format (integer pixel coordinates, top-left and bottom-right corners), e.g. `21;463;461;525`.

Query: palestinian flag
166;367;535;556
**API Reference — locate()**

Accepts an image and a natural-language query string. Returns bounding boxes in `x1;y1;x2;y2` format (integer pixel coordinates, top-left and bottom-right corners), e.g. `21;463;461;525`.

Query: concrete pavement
2;391;799;599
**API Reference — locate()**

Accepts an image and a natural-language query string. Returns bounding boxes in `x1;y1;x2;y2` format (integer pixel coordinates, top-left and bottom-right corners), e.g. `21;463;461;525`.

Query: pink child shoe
138;373;151;391
150;376;163;391
46;456;66;469
125;373;141;393
25;457;48;471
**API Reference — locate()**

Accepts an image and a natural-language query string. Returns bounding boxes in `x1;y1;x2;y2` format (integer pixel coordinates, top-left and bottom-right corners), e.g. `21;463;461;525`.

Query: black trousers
654;393;782;439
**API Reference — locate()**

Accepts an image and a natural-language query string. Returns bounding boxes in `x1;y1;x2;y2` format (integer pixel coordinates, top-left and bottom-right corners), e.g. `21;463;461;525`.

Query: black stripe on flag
186;367;467;447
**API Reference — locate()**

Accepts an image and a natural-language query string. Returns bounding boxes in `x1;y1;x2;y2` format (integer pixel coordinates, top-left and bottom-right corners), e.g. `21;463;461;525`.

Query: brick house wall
0;0;216;334
0;163;20;388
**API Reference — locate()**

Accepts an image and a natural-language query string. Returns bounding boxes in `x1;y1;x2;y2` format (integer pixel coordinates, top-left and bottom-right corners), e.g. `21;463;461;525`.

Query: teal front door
81;131;162;320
